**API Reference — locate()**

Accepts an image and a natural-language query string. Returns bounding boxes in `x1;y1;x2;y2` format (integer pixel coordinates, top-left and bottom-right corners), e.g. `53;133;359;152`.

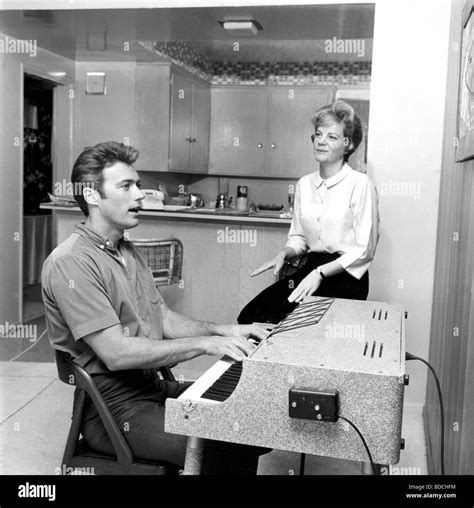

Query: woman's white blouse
285;163;380;280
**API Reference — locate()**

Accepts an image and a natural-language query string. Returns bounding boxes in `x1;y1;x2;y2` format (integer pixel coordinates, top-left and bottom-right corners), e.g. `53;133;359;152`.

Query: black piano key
201;362;243;402
201;392;228;402
211;379;236;388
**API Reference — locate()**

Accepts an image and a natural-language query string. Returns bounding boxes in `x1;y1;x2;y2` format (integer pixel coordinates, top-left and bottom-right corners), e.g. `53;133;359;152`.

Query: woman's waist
306;250;341;264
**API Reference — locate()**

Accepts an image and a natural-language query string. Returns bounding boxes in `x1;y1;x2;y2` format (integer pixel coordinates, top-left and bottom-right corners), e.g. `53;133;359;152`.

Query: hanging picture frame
456;0;474;161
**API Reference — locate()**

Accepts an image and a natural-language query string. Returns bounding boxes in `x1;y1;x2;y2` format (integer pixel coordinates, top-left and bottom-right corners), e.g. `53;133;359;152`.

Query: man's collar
75;223;126;253
312;163;351;188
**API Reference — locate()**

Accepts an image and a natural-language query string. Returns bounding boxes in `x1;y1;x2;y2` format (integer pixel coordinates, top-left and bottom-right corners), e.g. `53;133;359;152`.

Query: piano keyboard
201;362;242;402
178;358;243;404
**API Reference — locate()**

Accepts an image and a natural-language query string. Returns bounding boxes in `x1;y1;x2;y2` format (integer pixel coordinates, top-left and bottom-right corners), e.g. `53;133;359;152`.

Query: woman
238;100;380;325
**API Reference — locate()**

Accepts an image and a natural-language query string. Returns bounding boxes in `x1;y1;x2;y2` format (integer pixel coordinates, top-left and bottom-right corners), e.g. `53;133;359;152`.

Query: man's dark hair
71;141;139;216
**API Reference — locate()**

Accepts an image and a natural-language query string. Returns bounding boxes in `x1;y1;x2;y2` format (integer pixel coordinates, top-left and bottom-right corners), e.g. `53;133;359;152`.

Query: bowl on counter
166;193;204;208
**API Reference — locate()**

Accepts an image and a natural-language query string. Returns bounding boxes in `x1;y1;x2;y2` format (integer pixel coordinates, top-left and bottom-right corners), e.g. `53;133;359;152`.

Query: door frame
19;63;73;324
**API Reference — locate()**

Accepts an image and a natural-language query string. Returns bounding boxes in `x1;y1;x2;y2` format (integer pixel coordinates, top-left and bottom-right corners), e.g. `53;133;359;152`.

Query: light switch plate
86;72;106;95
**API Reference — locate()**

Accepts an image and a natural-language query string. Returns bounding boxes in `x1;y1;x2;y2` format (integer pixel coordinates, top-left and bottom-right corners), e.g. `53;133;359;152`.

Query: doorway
22;74;55;323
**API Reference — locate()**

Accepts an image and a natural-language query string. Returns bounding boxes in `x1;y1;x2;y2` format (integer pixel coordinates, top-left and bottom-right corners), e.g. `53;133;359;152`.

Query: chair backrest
55;350;134;465
132;239;183;286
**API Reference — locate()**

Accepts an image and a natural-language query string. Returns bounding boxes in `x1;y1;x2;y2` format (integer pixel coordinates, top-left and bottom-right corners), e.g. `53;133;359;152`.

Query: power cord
297;352;441;477
339;415;377;475
406;352;445;475
298;416;376;476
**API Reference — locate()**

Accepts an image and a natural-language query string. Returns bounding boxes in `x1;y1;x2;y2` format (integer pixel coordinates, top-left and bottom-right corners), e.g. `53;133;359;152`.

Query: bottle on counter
236;185;248;211
287;189;295;216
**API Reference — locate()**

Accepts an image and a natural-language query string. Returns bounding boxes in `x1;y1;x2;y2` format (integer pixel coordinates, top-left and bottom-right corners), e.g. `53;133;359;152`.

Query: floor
0;288;428;476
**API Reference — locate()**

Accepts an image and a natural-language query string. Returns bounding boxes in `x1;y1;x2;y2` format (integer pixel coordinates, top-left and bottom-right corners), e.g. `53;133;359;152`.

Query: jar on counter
236;185;248;211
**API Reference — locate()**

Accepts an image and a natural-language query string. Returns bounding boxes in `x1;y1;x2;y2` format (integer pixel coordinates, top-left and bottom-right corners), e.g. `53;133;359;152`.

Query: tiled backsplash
151;41;214;80
211;61;371;86
138;171;296;209
140;41;371;85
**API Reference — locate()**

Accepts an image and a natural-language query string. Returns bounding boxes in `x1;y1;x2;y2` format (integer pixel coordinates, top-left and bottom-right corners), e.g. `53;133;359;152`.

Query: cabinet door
209;87;267;176
169;72;192;172
190;82;210;173
266;87;335;178
135;64;171;172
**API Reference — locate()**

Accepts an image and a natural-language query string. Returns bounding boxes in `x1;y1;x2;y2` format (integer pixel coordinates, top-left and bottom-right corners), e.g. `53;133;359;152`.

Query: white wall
0;35;74;323
368;0;451;406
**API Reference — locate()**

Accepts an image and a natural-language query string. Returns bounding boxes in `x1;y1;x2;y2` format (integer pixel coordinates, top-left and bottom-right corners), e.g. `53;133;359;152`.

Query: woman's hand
288;270;323;303
251;251;287;277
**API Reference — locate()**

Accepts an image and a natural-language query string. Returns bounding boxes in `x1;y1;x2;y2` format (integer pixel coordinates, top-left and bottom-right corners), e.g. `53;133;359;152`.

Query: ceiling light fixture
219;19;262;35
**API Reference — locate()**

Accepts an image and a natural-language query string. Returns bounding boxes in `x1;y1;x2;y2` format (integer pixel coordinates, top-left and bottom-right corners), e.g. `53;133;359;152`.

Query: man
42;141;270;474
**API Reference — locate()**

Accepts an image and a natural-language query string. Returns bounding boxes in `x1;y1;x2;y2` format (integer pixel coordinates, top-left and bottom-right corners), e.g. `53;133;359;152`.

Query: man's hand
250;251;287;277
287;270;323;303
231;323;274;343
202;335;256;362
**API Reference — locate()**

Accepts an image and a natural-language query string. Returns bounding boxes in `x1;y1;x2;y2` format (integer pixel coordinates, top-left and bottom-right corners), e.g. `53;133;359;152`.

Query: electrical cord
406;352;445;475
338;415;377;475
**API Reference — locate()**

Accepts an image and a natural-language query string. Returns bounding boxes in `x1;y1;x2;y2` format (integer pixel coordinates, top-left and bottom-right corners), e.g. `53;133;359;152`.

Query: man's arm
160;301;271;342
82;324;255;371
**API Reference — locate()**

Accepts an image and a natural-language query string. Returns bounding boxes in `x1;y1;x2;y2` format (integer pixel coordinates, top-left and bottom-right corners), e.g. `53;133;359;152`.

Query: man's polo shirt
41;223;165;374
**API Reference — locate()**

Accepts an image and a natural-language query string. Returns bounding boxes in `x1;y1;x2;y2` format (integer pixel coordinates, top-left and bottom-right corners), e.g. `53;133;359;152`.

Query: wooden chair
56;350;178;475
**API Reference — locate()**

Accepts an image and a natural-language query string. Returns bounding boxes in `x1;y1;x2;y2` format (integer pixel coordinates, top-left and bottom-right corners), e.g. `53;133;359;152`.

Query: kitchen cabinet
134;63;171;173
127;218;288;326
74;62;139;160
169;69;210;173
266;87;334;178
209;85;335;178
208;87;268;176
135;63;210;173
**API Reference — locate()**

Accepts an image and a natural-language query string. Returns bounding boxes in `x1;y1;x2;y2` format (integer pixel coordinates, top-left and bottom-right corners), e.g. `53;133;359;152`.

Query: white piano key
178;358;234;403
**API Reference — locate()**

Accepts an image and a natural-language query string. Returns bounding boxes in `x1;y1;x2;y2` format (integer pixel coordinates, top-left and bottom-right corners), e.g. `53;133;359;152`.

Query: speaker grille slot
372;308;389;320
363;340;384;359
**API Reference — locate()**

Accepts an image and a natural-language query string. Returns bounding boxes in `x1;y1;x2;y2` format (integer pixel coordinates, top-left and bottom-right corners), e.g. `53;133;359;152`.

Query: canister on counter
236;185;248;211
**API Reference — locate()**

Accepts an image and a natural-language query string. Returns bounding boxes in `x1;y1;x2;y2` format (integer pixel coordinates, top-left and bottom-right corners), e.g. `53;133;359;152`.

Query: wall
0;34;74;324
425;0;474;475
368;0;451;407
139;171;298;209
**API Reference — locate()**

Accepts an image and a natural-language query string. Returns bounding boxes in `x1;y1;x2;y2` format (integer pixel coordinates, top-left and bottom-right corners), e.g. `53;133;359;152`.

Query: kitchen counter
40;204;292;226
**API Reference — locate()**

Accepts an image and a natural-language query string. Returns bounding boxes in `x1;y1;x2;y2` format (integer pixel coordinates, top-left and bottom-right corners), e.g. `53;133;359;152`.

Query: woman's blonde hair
311;100;363;162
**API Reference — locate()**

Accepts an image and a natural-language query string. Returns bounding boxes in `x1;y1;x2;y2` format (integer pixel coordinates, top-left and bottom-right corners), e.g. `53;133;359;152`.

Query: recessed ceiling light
219;19;263;35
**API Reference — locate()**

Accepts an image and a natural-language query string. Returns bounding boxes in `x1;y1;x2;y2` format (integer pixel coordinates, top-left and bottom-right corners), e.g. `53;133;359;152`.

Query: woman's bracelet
316;267;326;279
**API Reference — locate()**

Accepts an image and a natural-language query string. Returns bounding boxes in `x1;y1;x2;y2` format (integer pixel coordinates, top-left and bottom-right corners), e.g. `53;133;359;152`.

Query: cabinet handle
271;143;276;149
257;143;263;148
191;137;197;143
